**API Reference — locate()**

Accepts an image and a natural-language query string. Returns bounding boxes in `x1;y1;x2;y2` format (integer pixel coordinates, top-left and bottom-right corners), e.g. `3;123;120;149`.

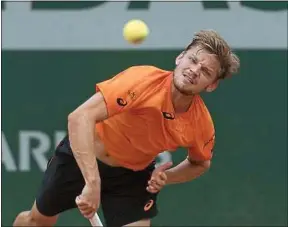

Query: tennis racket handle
89;213;103;226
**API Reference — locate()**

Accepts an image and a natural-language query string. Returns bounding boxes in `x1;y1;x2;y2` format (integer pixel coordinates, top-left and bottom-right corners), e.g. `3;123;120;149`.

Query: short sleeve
188;133;215;161
187;104;215;161
96;66;150;117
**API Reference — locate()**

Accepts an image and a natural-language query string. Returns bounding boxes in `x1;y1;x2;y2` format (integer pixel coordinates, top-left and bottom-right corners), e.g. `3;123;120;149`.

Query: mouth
182;73;195;84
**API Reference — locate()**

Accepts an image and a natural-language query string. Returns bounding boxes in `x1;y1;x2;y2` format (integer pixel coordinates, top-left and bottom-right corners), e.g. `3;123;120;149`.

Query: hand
147;162;173;193
76;182;101;219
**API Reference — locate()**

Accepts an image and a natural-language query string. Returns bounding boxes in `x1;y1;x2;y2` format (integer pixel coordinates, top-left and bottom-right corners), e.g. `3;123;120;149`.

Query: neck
171;82;194;113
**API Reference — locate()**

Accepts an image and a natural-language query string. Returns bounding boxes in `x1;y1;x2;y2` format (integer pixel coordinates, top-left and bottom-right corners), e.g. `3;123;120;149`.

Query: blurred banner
2;1;287;226
2;1;287;49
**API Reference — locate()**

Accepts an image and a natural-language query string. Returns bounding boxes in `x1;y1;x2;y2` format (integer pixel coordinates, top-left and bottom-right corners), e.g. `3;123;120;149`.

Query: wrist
164;170;174;185
85;178;101;187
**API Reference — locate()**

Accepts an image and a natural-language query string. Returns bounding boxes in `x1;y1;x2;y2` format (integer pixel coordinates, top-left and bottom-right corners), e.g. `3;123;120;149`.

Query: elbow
67;110;91;130
68;112;79;133
187;156;211;169
68;111;78;123
68;111;79;127
202;160;211;170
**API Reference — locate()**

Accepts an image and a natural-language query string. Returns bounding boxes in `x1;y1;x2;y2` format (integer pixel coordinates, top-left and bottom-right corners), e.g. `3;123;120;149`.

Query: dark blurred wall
2;50;287;226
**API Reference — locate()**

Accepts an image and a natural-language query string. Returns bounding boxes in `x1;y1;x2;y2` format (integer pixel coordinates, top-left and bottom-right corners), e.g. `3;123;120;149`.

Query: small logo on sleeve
116;98;127;106
203;133;215;154
162;112;175;120
203;134;215;148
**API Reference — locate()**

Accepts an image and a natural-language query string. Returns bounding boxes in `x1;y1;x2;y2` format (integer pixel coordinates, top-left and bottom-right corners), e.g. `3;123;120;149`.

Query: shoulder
124;65;170;78
121;65;172;87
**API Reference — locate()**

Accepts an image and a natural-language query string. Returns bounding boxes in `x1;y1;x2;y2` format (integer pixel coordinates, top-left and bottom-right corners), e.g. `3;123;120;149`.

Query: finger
158;172;167;181
148;179;156;185
148;180;164;189
83;210;96;219
147;185;156;191
146;186;159;193
149;178;165;187
149;177;161;184
147;178;156;186
151;184;162;191
155;179;166;186
75;196;88;206
148;183;161;191
146;186;153;193
80;208;95;216
76;196;95;208
147;188;158;193
77;202;90;208
78;205;94;212
154;175;166;185
76;198;90;208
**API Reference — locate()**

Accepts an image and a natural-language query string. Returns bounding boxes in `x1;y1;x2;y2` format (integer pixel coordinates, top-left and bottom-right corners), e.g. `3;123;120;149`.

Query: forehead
186;46;220;67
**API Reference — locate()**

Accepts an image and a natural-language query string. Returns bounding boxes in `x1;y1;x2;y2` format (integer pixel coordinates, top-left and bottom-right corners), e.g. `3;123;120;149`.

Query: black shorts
36;137;158;227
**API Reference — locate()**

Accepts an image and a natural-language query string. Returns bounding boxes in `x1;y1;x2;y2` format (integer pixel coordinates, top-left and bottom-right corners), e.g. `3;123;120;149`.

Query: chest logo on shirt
162;112;175;120
116;98;127;106
128;90;137;100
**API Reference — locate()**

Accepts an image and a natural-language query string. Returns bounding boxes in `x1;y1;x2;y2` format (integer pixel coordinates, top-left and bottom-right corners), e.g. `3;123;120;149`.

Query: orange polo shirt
95;65;215;171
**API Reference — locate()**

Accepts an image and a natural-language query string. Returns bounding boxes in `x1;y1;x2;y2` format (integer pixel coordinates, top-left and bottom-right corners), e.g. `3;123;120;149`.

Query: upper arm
69;91;108;123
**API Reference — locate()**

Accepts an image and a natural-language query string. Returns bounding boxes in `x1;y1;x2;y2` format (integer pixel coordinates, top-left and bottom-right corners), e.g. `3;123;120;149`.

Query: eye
188;55;197;63
202;68;211;77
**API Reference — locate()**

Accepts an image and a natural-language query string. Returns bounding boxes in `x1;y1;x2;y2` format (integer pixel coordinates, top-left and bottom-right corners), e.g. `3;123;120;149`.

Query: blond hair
186;30;240;79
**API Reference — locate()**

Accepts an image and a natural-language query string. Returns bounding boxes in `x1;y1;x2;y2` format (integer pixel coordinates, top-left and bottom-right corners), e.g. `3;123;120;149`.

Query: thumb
156;161;173;172
75;196;84;205
75;196;81;204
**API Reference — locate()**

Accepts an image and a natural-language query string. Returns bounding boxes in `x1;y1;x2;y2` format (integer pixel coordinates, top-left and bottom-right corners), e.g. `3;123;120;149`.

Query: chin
174;77;197;95
178;87;196;96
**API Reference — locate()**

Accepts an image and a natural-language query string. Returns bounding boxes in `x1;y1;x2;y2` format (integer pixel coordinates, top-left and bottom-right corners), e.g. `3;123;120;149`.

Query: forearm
68;113;102;185
165;158;210;184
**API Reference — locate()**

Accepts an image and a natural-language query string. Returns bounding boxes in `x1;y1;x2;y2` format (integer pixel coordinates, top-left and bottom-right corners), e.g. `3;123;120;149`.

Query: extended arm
68;92;107;186
165;157;210;184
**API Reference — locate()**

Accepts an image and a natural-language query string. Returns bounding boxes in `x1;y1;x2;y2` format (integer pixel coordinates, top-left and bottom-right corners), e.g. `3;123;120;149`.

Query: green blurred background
2;2;287;226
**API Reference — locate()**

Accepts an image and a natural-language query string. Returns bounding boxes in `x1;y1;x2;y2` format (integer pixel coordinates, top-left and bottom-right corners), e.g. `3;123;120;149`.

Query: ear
175;51;185;66
205;80;219;92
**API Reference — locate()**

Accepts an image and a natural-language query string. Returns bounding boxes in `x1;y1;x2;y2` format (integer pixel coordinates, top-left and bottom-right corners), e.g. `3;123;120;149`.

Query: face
173;46;221;95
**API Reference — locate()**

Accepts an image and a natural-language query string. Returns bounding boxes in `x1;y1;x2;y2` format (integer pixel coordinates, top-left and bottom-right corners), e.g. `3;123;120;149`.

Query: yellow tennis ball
123;19;149;44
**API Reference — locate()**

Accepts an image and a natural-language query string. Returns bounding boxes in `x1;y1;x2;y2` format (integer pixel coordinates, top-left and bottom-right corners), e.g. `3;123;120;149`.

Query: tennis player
13;30;240;227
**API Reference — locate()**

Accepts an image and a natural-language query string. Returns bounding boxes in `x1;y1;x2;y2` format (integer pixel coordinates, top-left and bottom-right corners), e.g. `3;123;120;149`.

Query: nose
189;63;201;77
